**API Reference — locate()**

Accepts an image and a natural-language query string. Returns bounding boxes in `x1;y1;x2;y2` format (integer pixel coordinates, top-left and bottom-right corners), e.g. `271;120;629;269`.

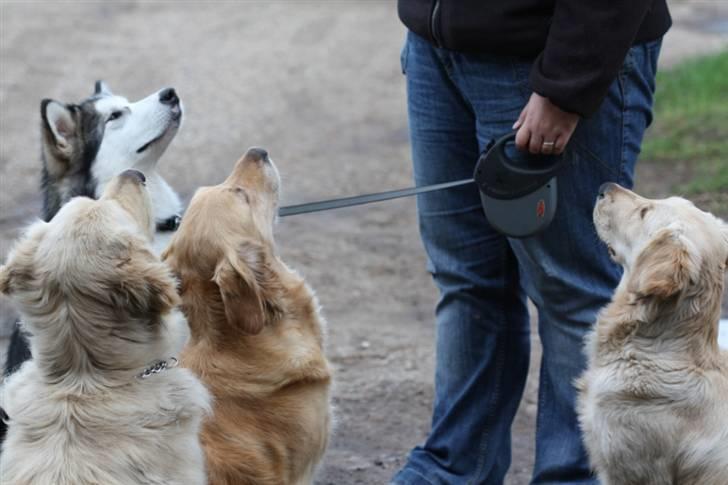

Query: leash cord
278;178;475;217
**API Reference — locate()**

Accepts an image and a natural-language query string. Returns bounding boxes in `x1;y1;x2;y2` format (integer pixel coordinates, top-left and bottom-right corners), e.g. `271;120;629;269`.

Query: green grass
641;51;728;198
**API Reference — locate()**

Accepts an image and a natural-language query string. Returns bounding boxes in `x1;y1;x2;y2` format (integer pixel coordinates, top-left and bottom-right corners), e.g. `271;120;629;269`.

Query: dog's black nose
246;147;269;162
159;87;179;106
598;182;616;199
121;169;146;184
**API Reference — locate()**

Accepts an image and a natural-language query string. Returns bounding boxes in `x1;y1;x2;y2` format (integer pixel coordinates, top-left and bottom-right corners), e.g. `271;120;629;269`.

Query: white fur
91;92;183;229
0;312;209;485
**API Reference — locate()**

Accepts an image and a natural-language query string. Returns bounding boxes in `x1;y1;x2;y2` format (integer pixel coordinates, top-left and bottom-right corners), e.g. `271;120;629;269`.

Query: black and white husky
1;82;186;443
40;80;183;246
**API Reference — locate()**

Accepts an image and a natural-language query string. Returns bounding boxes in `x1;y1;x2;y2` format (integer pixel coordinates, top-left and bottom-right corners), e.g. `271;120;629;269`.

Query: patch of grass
641;51;728;207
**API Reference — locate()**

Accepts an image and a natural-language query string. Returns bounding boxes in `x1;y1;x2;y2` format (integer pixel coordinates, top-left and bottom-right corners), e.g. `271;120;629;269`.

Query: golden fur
577;183;728;485
0;170;210;485
163;149;332;485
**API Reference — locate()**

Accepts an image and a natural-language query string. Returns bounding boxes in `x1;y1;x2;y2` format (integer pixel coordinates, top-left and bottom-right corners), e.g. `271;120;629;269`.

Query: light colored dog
0;170;210;485
577;183;728;485
162;148;332;485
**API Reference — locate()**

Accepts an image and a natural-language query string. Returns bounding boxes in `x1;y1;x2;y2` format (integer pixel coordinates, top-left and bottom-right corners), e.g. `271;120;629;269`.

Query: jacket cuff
528;54;606;118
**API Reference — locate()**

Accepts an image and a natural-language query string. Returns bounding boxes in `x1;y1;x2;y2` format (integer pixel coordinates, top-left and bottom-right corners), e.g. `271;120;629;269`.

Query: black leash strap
278;178;475;217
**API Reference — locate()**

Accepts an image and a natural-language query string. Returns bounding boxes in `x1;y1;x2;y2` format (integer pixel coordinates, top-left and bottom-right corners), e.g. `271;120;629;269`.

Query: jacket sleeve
529;0;655;117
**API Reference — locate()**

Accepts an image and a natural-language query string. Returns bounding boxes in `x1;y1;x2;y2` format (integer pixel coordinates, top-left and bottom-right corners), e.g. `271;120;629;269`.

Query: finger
541;140;554;155
515;125;530;152
513;107;527;130
541;131;559;154
554;134;567;155
555;122;579;154
529;132;543;155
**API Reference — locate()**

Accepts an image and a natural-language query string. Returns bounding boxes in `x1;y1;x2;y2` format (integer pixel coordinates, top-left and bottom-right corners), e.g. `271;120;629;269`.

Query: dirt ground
0;2;726;484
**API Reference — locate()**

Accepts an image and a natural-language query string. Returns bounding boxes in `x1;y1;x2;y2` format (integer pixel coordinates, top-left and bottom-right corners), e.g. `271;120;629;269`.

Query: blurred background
0;1;726;483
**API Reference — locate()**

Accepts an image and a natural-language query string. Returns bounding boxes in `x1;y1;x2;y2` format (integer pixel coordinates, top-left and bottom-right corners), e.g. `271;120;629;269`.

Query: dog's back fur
578;185;728;485
179;277;331;485
2;356;210;485
163;149;332;484
0;172;210;484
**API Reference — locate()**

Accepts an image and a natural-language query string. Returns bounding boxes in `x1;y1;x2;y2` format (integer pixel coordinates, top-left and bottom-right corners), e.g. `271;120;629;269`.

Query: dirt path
0;2;725;484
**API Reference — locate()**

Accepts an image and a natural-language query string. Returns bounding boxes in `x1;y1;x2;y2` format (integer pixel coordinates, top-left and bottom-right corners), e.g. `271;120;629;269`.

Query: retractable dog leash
278;132;571;238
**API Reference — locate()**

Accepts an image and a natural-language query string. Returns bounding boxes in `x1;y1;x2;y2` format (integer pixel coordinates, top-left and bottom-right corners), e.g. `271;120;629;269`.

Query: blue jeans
393;32;661;485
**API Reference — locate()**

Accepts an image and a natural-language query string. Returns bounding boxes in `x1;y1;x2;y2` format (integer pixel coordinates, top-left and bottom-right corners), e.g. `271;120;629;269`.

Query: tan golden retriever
577;183;728;485
162;148;332;485
0;170;210;485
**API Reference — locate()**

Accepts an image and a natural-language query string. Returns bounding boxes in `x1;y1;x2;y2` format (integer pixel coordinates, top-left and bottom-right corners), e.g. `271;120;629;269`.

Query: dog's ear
214;241;279;335
629;226;701;300
41;99;76;151
94;80;113;96
0;265;10;295
0;221;48;296
0;261;32;297
0;262;32;296
109;249;180;321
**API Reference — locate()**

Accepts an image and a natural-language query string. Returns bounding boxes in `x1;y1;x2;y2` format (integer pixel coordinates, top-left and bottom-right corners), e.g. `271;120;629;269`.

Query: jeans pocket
400;36;410;75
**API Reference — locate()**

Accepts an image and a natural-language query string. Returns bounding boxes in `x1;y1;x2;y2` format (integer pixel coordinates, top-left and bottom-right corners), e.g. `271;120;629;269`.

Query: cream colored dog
0;170;210;485
163;148;332;485
577;183;728;485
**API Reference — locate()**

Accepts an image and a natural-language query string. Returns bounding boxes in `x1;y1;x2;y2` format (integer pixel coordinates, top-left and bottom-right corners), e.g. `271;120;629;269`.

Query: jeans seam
434;52;475;122
617;68;628;185
468;240;509;485
400;37;410;75
438;48;455;77
535;347;548;463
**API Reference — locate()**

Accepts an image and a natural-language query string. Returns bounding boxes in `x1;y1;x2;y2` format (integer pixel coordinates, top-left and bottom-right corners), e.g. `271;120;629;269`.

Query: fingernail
512;121;520;129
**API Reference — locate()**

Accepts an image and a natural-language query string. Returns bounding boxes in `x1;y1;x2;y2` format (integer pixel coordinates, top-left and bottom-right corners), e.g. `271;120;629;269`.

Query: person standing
393;1;670;484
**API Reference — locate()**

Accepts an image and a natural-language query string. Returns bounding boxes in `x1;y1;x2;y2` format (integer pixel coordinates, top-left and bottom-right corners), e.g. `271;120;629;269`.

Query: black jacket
398;0;671;116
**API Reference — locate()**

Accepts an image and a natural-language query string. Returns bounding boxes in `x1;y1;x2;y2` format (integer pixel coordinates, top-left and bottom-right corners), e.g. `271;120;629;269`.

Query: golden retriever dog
0;170;211;485
162;148;332;485
577;183;728;485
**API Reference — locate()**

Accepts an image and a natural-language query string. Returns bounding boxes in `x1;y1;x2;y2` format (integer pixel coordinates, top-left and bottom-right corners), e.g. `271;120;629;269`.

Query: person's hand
513;92;579;155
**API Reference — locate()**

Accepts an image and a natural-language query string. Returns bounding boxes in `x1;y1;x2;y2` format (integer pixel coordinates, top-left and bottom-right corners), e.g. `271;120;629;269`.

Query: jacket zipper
430;0;442;48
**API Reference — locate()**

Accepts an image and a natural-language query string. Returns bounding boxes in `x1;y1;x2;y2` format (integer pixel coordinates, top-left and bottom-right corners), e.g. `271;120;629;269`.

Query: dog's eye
107;111;123;122
640;206;650;219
